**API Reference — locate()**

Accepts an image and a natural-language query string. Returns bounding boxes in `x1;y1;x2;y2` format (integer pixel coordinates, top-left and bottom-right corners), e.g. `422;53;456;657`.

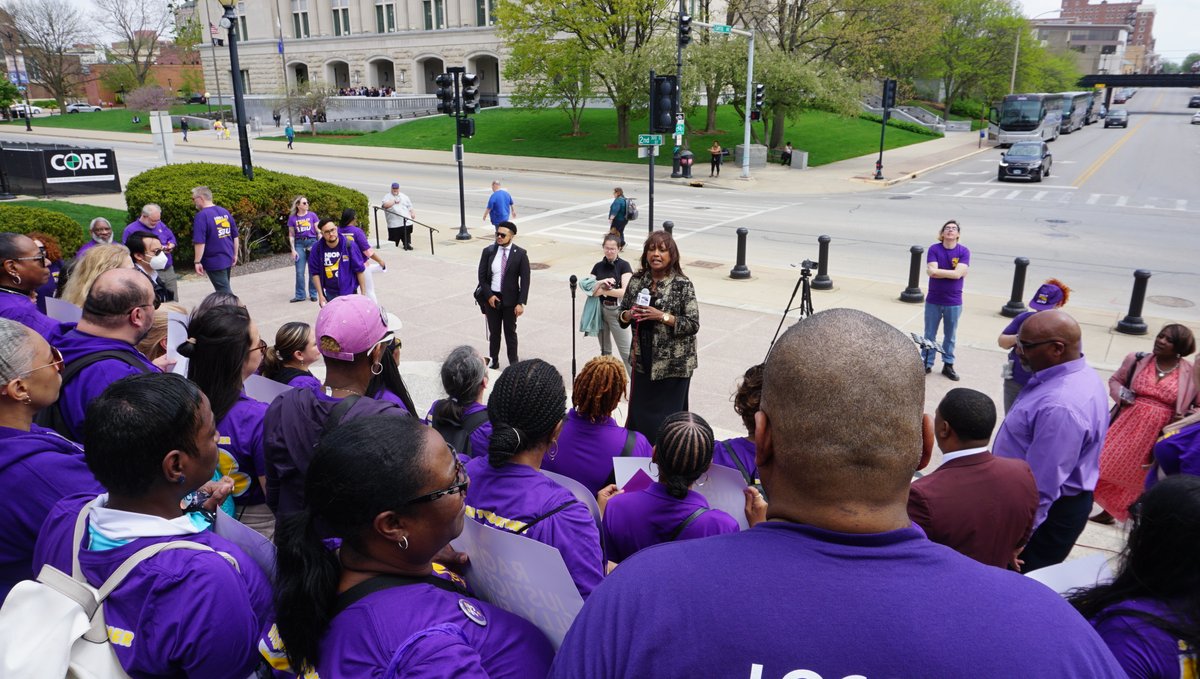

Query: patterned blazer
619;271;699;380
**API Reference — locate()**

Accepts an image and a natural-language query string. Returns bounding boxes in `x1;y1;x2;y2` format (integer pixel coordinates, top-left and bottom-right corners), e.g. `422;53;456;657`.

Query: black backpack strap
721;441;754;487
668;507;712;541
620;430;636;457
332;574;466;617
515;500;577;535
458;408;490;457
37;350;153;435
323;394;362;431
273;367;309;386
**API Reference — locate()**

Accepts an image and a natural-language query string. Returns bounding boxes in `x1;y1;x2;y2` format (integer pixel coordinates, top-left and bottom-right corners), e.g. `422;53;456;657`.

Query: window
376;1;396;32
237;3;249;42
476;0;493;26
423;0;444;29
291;0;310;38
332;0;350;36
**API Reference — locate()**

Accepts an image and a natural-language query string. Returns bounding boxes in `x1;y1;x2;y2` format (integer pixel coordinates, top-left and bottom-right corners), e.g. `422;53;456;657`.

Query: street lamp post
4;32;33;132
216;0;254;180
1011;10;1060;94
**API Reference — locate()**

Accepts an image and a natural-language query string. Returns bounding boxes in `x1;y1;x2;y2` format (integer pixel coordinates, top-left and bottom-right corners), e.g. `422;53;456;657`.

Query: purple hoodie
56;328;159;442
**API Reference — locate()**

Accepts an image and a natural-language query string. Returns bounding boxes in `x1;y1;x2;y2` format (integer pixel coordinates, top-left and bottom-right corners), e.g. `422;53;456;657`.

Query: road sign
637;146;660;158
711;24;731;33
638;134;663;146
674;121;685;135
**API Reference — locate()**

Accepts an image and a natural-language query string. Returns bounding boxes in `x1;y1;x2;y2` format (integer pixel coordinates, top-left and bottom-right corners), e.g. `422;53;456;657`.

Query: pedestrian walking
381;181;415;250
709;141;723;177
924;219;969;381
191;185;239;294
608;187;628;248
284;120;295;150
482;180;516;230
475;221;530;368
213;119;224;139
180;117;189;142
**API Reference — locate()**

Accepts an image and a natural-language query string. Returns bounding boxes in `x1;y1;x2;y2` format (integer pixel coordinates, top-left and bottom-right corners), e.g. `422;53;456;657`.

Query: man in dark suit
908;388;1038;570
476;221;530;367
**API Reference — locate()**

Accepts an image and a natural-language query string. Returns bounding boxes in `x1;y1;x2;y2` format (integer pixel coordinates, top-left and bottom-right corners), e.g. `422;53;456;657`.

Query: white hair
0;318;37;383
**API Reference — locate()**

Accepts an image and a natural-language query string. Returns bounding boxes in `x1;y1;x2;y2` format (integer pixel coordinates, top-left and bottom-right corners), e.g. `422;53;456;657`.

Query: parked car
10;104;43;117
1105;109;1129;128
65;102;102;113
1192;111;1200;125
998;141;1052;183
1189;95;1200;109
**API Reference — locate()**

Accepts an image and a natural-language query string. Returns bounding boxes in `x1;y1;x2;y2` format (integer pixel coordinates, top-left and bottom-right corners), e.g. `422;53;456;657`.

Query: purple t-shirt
1150;420;1200;485
712;436;759;485
1003;311;1037;385
57;328;159;442
542;409;652;496
35;260;62;313
549;521;1125;678
260;572;553;678
1092;599;1195;679
0;425;100;601
372;387;412;415
308;235;365;300
464;458;604;599
425;400;493;460
288;211;320;240
218;394;270;507
193;205;239;270
287;371;322;391
263;388;404;516
339;225;373;258
0;287;63;342
74;239;102;259
602;481;739;564
33;494;273;678
993;356;1109;528
926;242;970;306
123;219;179;268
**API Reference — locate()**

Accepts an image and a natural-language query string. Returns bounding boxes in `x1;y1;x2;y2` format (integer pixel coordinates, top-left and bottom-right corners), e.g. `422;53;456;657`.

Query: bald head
760;309;924;506
1017;309;1081;372
81;268;154;329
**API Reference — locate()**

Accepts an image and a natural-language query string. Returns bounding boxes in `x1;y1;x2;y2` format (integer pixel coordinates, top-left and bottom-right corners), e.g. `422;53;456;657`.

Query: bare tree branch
92;0;173;86
6;0;92;110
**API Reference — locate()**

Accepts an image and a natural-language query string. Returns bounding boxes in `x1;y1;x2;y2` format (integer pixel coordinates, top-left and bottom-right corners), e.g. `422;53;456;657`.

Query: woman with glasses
266;415;553;677
0;232;61;341
179;305;275;537
288;195;321;303
25;232;64;315
465;359;604;599
426;345;493;459
0;317;100;602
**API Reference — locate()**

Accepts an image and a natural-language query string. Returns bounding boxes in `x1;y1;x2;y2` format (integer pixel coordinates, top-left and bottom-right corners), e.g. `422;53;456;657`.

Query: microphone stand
569;275;578;381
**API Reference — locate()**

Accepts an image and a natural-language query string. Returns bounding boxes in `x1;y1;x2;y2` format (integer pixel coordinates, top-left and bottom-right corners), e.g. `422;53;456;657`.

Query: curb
849;143;995;187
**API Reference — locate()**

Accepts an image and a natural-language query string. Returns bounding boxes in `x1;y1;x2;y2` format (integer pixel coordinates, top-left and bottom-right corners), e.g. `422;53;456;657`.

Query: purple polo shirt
542;409;652;496
35;260;62;313
288;371;321;391
308;235;365;300
218;394;269;507
1150;420;1200;485
464;458;603;599
1092;599;1192;679
260;573;553;678
339;224;373;258
123;219;179;268
33;494;273;678
0;425;100;601
372;387;412;415
549;522;1125;679
712;436;759;484
602;481;739;564
193;205;239;270
74;239;102;259
993;356;1109;528
57;328;159;443
287;211;320;240
263;387;404;516
425;400;493;459
926;242;970;306
0;287;63;341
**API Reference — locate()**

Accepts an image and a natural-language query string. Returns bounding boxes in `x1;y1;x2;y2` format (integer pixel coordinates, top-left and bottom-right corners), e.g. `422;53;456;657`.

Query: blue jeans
207;267;232;294
923;303;961;367
293;237;317;300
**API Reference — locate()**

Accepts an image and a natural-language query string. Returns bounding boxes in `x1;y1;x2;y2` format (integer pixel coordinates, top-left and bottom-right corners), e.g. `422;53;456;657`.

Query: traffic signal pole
648;70;657;231
671;1;688;178
692;20;754;179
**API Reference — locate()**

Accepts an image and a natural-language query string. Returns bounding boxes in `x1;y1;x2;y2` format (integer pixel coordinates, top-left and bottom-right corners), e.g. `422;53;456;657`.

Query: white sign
450;518;584;650
541;469;601;530
44;297;81;323
167;311;189;376
1025;553;1114;596
612;458;750;530
244;374;292;404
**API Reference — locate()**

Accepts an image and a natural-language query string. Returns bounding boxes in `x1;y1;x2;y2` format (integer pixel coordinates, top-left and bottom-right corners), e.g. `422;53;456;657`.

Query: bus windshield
999;100;1043;130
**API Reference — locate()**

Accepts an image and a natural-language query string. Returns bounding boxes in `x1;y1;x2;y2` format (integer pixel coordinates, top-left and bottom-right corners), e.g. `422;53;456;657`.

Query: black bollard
899;245;925;303
730;227;750;280
812;235;832;290
1116;269;1152;335
662;220;674;234
1000;257;1030;318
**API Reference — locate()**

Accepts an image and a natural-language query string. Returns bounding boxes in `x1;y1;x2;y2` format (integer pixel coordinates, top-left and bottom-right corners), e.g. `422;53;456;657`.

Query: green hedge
858;113;943;138
0;204;87;254
123;163;370;266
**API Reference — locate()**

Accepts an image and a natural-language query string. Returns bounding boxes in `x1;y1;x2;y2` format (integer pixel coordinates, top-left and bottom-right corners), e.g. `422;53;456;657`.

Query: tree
929;0;1022;122
0;77;19;117
99;65;141;97
92;0;172;87
685;34;742;133
178;68;204;99
292;82;334;135
1183;53;1200;73
505;41;596;136
173;14;204;61
7;0;91;111
125;85;171;112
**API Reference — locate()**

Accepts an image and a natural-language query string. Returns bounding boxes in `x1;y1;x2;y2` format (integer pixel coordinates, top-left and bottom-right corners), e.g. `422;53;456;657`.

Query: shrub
858;113;943;138
0;204;86;254
123;162;370;266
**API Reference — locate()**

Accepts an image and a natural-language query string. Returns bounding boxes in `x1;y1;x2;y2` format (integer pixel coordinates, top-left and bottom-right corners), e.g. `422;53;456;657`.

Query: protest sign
613;457;750;529
541;469;601;530
44;297;81;323
167;311;189;375
244;374;292;404
1025;554;1114;596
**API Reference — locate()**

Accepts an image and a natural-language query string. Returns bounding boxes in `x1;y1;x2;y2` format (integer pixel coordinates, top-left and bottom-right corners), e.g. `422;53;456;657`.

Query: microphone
569;274;578;298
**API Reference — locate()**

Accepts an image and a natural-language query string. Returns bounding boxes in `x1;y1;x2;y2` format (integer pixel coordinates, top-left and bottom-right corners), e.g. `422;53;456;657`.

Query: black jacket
477;243;530;307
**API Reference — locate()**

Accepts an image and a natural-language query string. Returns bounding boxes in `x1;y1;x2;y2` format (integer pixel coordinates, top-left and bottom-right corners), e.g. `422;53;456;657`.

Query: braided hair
487;359;566;468
572;355;626;422
655;412;715;499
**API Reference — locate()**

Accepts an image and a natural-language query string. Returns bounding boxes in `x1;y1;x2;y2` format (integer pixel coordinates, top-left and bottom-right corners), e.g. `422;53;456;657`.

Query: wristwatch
662;312;673;324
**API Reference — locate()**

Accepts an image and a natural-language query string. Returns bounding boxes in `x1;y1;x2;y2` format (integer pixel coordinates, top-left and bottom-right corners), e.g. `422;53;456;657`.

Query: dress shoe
942;365;960;381
925;366;932;374
289;298;304;303
1089;510;1115;525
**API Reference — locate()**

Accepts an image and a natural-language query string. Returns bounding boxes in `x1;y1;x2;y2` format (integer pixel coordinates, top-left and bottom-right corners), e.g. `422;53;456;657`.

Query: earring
177;474;187;485
22;396;32;405
397;536;409;550
371;362;383;376
547;441;559;461
11;273;20;286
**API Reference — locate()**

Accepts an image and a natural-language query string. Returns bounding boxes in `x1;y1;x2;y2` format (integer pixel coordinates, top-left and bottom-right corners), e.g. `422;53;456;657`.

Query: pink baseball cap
315;296;390;361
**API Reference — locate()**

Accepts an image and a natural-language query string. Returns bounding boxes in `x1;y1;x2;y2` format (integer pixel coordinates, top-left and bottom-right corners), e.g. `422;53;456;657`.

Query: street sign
637;146;660;158
711;24;731;33
638;134;663;146
674;121;685;136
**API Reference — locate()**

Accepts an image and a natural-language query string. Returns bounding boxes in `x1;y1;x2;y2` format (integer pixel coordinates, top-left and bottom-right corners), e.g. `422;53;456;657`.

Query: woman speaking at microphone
618;230;699;441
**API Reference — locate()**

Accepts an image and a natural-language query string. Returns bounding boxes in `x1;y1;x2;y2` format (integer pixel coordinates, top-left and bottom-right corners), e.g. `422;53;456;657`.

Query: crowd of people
3;196;1200;678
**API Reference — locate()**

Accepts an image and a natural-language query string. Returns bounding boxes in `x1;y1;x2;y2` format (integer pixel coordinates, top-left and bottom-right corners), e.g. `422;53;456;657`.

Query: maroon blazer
907;451;1039;569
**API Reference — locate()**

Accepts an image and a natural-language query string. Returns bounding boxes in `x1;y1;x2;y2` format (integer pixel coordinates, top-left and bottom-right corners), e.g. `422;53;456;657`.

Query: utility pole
436;68;479;240
691;20;754;179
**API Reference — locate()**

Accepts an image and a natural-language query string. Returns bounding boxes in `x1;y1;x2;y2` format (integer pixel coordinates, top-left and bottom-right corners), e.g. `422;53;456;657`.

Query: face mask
149;252;169;270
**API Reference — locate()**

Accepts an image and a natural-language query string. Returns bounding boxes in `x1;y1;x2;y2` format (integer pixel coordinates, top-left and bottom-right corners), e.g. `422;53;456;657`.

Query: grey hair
192;186;213;201
89;217;112;232
0;318;37;383
140;204;161;217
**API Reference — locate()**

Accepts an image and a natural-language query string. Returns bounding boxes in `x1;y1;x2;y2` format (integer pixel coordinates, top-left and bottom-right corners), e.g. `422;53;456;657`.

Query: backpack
0;502;239;678
34;350;154;438
431;405;490;457
625;197;639;221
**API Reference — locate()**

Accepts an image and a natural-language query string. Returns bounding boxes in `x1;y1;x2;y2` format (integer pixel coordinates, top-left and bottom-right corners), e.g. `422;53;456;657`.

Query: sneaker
942;365;960;381
289;297;304;303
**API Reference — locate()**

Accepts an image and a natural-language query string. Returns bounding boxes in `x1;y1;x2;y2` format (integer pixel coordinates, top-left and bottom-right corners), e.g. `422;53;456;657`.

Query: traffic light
754;83;765;110
749;110;761;121
435;73;455;116
461;73;479;114
678;14;692;48
882;78;897;110
457;117;476;138
650;75;677;133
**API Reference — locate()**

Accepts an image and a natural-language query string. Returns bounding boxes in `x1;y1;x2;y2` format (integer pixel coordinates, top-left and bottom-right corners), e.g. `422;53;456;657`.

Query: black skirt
626;370;691;442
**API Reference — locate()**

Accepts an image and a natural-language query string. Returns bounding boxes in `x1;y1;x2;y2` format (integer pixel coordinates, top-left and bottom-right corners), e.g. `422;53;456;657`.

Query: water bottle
636;288;651;307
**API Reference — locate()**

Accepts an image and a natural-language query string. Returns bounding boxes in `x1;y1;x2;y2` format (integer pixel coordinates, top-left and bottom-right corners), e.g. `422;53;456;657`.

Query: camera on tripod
799;259;818;275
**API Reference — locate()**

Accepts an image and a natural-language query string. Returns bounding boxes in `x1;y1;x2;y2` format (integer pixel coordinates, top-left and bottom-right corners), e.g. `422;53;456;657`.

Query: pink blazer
1108;352;1197;418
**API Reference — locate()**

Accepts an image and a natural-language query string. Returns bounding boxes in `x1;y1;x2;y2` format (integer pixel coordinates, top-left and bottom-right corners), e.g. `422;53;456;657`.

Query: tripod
769;260;817;351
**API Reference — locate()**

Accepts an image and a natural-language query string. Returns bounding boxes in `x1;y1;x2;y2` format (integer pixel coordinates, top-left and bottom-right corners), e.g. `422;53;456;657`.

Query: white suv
65;103;102;113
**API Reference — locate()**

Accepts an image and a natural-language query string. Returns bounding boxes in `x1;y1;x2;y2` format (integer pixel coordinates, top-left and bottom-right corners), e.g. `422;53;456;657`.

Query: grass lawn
9;199;129;238
270;106;937;167
2;104;229;134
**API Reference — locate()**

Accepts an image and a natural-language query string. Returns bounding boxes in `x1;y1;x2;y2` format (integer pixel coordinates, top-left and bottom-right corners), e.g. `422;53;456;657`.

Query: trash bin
680;150;694;179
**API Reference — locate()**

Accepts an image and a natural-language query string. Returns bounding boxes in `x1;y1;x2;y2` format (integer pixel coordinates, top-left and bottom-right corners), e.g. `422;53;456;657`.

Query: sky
1018;0;1198;62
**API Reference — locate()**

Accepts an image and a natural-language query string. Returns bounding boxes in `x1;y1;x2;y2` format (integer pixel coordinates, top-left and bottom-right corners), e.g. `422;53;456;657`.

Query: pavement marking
1073;118;1147;188
523;198;797;245
959;182;1078;189
520;199;613;224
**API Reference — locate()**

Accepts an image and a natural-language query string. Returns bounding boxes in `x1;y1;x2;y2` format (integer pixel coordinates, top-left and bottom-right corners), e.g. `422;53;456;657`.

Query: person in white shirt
381;182;416;250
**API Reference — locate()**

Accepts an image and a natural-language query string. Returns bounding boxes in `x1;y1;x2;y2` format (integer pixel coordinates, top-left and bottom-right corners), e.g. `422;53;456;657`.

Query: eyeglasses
1017;338;1062;351
16;346;64;378
942;225;960;231
402;455;468;505
122;300;160;314
249;339;268;354
496;232;513;240
11;246;48;264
